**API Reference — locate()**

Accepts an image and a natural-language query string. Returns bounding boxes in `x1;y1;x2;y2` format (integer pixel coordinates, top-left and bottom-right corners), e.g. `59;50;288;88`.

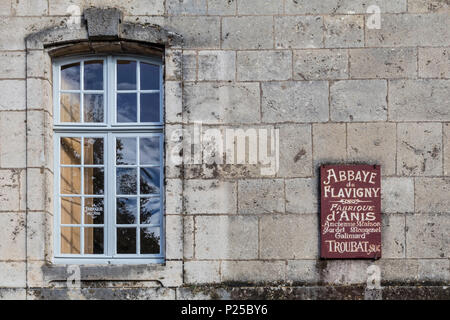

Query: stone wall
0;0;449;300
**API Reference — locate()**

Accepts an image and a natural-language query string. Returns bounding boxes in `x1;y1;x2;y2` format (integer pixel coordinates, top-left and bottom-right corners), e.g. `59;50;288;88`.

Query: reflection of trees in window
116;139;125;164
117;169;137;194
140;168;159;194
116;198;137;224
141;228;160;254
61;137;81;164
117;228;136;254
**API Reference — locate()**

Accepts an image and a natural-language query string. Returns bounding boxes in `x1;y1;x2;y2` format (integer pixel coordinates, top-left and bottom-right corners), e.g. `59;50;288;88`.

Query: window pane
84;227;104;254
84;138;104;165
140;198;160;225
84;60;103;90
116;137;137;165
61;63;80;90
61;197;81;225
117;93;137;123
140;137;160;165
84;94;104;123
140;227;160;254
61;167;81;194
60;93;80;122
84;167;104;195
140;93;160;122
116;197;138;224
61;137;81;165
116;168;137;195
61;227;80;254
140;63;159;90
117;60;136;90
140;167;160;194
84;198;104;225
117;228;136;254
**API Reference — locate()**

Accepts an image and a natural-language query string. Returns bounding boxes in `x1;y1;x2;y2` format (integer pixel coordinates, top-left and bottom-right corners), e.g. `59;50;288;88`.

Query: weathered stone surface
237;50;291;81
165;81;183;123
184;82;260;124
166;179;183;214
183;216;194;259
366;14;450;47
167;0;207;15
445;123;450;175
0;111;26;168
207;0;236;15
182;50;197;81
0;288;26;300
397;123;442;176
26;50;51;80
237;0;283;14
408;0;450;13
165;49;182;81
0;262;26;288
27;78;51;112
221;261;286;283
195;215;258;259
0;212;25;261
312;123;347;169
222;16;273;49
0;1;11;16
382;214;406;258
381;178;414;213
184;261;221;284
294;49;348;80
321;260;370;284
26;211;51;261
274;16;324;49
284;0;407;14
331;80;387;122
278;124;312;177
198;51;235;81
0;52;25;79
324;15;364;48
406;214;450;258
0;170;23;212
415;178;450;213
185;180;236;214
418;47;450;79
12;0;47;16
84;8;122;40
49;0;164;16
350;48;417;79
389;80;450;121
0;80;25;110
347;123;396;175
166;215;183;260
286;260;319;283
260;214;318;259
261;81;329;122
285;178;318;213
238;179;284;214
166;16;220;49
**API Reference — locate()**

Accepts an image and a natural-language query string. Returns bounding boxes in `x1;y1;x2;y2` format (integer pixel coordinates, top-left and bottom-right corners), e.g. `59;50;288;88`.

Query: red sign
320;165;382;259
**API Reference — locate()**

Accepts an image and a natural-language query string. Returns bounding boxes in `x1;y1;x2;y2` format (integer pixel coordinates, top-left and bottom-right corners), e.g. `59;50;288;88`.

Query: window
53;56;164;264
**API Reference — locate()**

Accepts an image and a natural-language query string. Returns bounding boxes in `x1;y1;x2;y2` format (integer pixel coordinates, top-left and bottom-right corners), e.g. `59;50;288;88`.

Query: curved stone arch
24;8;184;292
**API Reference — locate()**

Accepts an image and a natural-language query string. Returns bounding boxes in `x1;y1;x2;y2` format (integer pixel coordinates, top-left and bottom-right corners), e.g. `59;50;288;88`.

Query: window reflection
116;197;138;224
84;227;104;254
116;137;137;165
84;138;104;165
60;93;80;123
140;227;160;254
140;93;160;122
140;197;160;225
140;63;159;90
84;94;104;123
84;60;103;90
117;228;136;254
117;93;137;122
61;63;80;90
140;167;160;194
117;60;137;90
116;168;137;195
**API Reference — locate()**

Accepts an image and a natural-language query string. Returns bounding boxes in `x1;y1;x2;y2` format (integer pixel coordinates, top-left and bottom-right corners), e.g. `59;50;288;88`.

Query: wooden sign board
320;165;382;259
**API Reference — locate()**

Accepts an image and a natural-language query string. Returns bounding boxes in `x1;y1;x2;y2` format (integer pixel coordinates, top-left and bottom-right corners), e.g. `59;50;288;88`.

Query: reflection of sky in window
84;94;104;122
61;63;80;90
140;93;160;122
140;137;160;165
116;137;137;165
117;61;137;90
84;61;103;90
117;93;137;122
140;167;160;194
140;198;160;225
141;63;160;90
116;197;137;224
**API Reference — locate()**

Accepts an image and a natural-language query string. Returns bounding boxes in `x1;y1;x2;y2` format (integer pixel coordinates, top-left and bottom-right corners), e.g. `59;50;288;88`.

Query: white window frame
53;55;165;264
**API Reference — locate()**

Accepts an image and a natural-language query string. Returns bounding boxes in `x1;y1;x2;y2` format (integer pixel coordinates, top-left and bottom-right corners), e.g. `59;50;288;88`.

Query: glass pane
140;136;160;165
116;198;138;224
117;228;136;254
140;227;160;254
84;167;104;195
116;168;137;195
61;167;81;194
61;227;80;254
117;93;137;123
116;137;137;165
84;60;103;90
61;197;81;224
84;138;104;165
84;198;104;225
61;137;81;165
84;227;104;254
140;63;160;90
84;94;104;123
140;197;160;225
140;167;160;194
140;93;160;122
61;63;80;90
117;60;137;90
60;93;80;122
